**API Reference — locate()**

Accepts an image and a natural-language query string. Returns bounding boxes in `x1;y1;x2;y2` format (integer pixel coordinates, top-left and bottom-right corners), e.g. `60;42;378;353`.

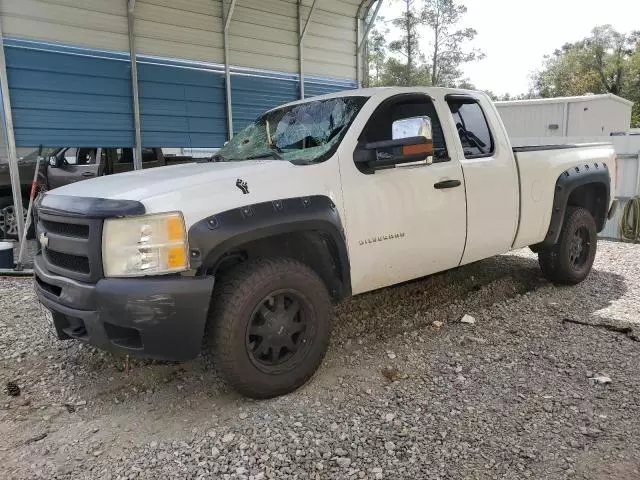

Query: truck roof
269;86;490;113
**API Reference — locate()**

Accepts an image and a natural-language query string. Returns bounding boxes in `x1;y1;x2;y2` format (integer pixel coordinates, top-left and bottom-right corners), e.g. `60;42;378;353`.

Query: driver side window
357;95;449;165
61;148;97;165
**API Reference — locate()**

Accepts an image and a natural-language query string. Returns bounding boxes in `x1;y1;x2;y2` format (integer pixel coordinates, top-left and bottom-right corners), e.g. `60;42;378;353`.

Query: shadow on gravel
331;253;627;344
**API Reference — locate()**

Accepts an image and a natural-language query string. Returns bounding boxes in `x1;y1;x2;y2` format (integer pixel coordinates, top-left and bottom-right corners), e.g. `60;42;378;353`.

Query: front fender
187;195;349;284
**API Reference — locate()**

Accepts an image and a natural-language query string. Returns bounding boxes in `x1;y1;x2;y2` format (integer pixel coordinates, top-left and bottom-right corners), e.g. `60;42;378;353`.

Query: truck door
47;148;102;190
444;94;519;265
339;93;467;294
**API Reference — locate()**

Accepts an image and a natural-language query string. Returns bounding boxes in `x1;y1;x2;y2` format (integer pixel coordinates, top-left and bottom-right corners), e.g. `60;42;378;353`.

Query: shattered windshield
216;96;369;164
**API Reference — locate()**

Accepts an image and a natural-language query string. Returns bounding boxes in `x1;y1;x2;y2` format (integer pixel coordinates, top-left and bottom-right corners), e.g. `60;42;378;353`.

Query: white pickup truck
34;87;618;398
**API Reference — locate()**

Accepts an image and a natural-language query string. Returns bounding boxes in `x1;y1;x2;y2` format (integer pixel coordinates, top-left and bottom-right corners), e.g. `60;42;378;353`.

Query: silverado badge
359;232;405;246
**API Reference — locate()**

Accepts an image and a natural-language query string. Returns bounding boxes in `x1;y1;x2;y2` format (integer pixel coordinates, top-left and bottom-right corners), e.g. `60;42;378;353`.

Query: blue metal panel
230;72;357;134
2;38;357;149
4;39;134;147
304;75;357;98
231;74;299;134
137;62;226;148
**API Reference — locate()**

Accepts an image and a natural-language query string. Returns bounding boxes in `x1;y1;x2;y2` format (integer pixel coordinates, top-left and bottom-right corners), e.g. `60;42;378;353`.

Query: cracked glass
216;96;369;164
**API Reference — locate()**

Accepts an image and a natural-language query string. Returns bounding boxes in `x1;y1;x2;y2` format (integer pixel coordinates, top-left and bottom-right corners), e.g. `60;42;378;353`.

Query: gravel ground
1;241;640;480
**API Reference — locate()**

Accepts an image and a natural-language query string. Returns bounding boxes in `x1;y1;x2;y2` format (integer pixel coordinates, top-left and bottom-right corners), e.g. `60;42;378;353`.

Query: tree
422;0;484;86
533;26;640;126
366;27;388;86
388;0;426;85
378;57;432;86
365;0;483;88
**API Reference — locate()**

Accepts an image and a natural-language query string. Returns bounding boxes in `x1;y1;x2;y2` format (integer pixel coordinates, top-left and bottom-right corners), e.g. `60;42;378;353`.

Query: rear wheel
538;206;597;285
206;258;331;399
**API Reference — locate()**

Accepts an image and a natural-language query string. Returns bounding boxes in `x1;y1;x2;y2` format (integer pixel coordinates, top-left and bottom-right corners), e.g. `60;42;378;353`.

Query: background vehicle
33;87;617;399
0;147;204;238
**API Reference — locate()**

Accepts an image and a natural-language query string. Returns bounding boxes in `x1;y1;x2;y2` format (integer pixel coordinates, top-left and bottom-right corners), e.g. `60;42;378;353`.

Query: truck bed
511;142;616;250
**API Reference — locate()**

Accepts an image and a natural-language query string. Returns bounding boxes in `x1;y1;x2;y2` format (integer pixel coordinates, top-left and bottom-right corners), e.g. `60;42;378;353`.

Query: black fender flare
188;195;350;295
542;162;610;246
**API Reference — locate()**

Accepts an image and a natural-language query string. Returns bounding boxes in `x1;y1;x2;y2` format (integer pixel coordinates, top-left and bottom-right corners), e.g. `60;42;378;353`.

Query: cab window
358;94;449;167
116;148;157;163
62;148;97;165
446;96;494;158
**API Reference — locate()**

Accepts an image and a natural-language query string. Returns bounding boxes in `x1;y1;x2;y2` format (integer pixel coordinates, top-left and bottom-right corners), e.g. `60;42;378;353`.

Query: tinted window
141;148;157;163
116;148;134;164
116;148;157;163
447;100;494;158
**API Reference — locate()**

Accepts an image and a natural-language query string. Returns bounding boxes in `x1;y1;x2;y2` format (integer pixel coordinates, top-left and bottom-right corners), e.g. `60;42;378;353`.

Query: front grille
41;220;89;238
36;209;103;283
45;250;90;274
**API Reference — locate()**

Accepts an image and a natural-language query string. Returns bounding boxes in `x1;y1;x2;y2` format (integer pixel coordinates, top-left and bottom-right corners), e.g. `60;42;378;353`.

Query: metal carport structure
0;0;382;268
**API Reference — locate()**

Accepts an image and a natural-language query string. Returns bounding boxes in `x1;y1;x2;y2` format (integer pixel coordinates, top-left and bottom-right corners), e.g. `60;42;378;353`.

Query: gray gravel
2;241;640;479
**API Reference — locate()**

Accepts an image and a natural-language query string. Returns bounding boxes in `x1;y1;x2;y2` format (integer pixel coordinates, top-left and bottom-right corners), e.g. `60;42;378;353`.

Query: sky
378;0;640;95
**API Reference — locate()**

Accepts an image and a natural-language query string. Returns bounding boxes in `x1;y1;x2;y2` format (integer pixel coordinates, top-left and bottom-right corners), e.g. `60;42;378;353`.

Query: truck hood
49;160;284;200
46;159;341;228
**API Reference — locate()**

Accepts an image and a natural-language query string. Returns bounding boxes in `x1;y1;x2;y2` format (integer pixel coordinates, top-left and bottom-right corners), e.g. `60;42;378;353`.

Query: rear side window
141;148;157;163
447;98;494;158
116;148;157;163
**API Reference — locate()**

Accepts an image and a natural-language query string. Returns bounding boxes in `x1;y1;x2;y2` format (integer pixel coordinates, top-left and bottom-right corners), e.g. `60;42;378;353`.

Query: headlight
102;212;188;277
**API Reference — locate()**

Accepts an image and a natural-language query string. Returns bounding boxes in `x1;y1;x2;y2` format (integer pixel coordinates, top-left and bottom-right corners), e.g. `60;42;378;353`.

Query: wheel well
210;230;349;301
567;182;608;232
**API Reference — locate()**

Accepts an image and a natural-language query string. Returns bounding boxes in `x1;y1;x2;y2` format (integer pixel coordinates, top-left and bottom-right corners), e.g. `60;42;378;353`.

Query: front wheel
538;206;597;285
206;258;332;399
0;202;33;240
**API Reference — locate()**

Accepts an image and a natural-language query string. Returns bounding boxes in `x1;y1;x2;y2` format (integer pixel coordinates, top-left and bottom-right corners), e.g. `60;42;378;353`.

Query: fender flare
188;195;350;295
542;162;610;246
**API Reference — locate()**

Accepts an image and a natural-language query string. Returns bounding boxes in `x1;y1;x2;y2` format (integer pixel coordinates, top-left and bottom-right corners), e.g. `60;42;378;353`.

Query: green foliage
367;26;388;86
533;25;640;127
388;0;424;85
366;0;481;88
422;0;484;86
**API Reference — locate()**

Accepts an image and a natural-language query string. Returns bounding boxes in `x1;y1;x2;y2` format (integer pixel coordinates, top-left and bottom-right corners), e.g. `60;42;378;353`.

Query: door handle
82;172;95;177
434;179;461;189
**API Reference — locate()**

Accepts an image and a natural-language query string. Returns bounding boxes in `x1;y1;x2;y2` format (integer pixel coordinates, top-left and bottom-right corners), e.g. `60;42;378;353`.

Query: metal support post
0;18;25;244
356;0;383;87
223;0;237;140
358;0;383;53
127;0;143;170
356;16;362;87
298;0;320;99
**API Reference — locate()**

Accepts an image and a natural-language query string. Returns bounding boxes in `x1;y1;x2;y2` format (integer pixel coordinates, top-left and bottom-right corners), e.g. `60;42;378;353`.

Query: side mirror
48;155;63;168
354;136;433;171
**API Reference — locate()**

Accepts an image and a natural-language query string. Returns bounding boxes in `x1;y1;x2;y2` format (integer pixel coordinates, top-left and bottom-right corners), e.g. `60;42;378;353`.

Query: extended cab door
47;148;102;190
339;93;467;295
444;94;519;264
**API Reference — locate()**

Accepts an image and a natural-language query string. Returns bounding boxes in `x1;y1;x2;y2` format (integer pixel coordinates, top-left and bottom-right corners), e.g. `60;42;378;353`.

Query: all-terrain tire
206;257;332;399
538;206;597;285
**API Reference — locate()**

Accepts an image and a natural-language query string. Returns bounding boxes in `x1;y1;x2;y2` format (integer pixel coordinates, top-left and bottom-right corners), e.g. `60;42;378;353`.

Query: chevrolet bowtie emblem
39;232;49;249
